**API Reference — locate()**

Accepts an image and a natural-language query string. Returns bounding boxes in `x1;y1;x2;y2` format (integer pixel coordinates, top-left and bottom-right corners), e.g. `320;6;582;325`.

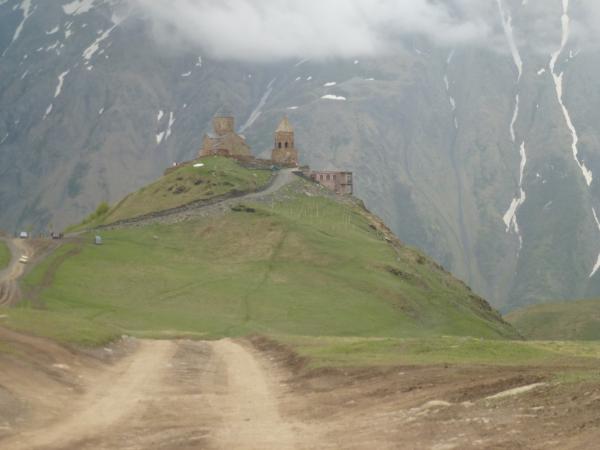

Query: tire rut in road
6;340;177;450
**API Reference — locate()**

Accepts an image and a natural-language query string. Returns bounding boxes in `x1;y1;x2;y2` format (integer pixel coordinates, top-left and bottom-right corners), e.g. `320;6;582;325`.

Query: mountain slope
506;299;600;340
1;0;600;311
2;163;519;344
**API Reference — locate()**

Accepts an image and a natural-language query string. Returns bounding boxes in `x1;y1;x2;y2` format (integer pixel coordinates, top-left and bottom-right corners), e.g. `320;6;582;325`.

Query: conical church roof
214;105;234;118
276;116;294;133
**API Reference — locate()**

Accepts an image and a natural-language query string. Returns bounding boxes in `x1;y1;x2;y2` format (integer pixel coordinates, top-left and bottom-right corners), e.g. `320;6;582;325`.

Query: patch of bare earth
2;331;600;449
253;337;600;450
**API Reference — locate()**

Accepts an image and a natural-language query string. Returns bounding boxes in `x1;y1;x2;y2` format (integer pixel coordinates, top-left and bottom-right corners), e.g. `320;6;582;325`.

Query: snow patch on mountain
590;208;600;278
82;17;121;65
239;78;276;133
294;58;310;67
43;104;53;120
321;95;346;101
497;0;529;250
444;52;458;129
509;94;519;142
54;70;70;98
549;0;593;187
2;0;35;56
64;22;74;40
165;112;175;139
46;41;60;52
503;141;528;250
323;82;337;87
496;0;523;81
443;75;456;113
156;111;175;144
63;0;96;16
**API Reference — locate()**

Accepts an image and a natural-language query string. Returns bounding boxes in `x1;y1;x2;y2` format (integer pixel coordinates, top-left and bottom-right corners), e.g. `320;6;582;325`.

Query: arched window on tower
278;142;282;149
285;142;288;148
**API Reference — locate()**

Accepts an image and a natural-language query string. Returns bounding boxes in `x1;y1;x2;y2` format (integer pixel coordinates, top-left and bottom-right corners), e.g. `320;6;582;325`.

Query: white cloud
130;0;600;61
132;0;495;61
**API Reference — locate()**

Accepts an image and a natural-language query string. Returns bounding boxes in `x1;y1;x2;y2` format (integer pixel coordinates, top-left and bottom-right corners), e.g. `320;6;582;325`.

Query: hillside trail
0;237;33;306
243;167;297;199
1;338;318;450
98;168;299;229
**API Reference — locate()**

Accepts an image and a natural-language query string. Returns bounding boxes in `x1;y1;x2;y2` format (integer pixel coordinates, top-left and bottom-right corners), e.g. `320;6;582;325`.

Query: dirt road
208;339;304;449
0;238;33;306
3;334;600;449
0;338;315;450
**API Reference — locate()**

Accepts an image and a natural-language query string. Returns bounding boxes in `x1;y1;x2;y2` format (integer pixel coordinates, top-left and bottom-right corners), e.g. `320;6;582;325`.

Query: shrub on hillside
80;201;110;226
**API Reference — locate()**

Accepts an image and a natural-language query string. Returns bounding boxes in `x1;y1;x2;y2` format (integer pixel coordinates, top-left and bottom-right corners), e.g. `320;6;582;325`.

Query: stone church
197;108;353;194
271;116;299;166
200;109;299;167
199;108;251;158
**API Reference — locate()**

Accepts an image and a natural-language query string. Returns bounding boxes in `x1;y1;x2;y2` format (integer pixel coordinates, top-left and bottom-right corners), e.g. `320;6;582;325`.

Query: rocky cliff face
1;0;600;311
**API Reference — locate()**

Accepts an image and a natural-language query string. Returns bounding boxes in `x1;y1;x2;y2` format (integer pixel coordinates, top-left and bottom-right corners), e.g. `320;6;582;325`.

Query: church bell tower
271;116;299;166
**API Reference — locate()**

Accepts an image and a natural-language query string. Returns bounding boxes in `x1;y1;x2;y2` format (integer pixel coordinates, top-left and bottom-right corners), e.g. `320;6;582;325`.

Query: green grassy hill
0;241;9;270
506;300;600;341
1;163;519;345
71;156;273;229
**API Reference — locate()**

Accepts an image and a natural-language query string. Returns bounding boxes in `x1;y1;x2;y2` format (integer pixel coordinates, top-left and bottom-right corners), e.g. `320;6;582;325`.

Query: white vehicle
19;231;29;239
19;255;29;264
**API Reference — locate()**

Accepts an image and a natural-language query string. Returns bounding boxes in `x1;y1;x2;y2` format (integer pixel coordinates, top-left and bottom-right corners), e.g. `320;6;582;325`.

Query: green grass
276;335;600;369
0;307;118;346
3;186;518;346
506;299;600;340
69;156;272;230
0;241;9;270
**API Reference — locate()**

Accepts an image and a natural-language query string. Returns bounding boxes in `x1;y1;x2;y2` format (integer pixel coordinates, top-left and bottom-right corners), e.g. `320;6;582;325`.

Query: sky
131;0;600;61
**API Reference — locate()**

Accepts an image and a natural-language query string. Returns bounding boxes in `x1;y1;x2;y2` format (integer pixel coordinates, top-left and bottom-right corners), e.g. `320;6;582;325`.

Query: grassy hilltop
2;157;518;346
71;156;273;229
507;299;600;341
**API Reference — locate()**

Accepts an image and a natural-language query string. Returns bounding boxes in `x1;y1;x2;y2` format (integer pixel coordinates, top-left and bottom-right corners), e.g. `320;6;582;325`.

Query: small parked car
19;231;29;239
19;255;29;264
